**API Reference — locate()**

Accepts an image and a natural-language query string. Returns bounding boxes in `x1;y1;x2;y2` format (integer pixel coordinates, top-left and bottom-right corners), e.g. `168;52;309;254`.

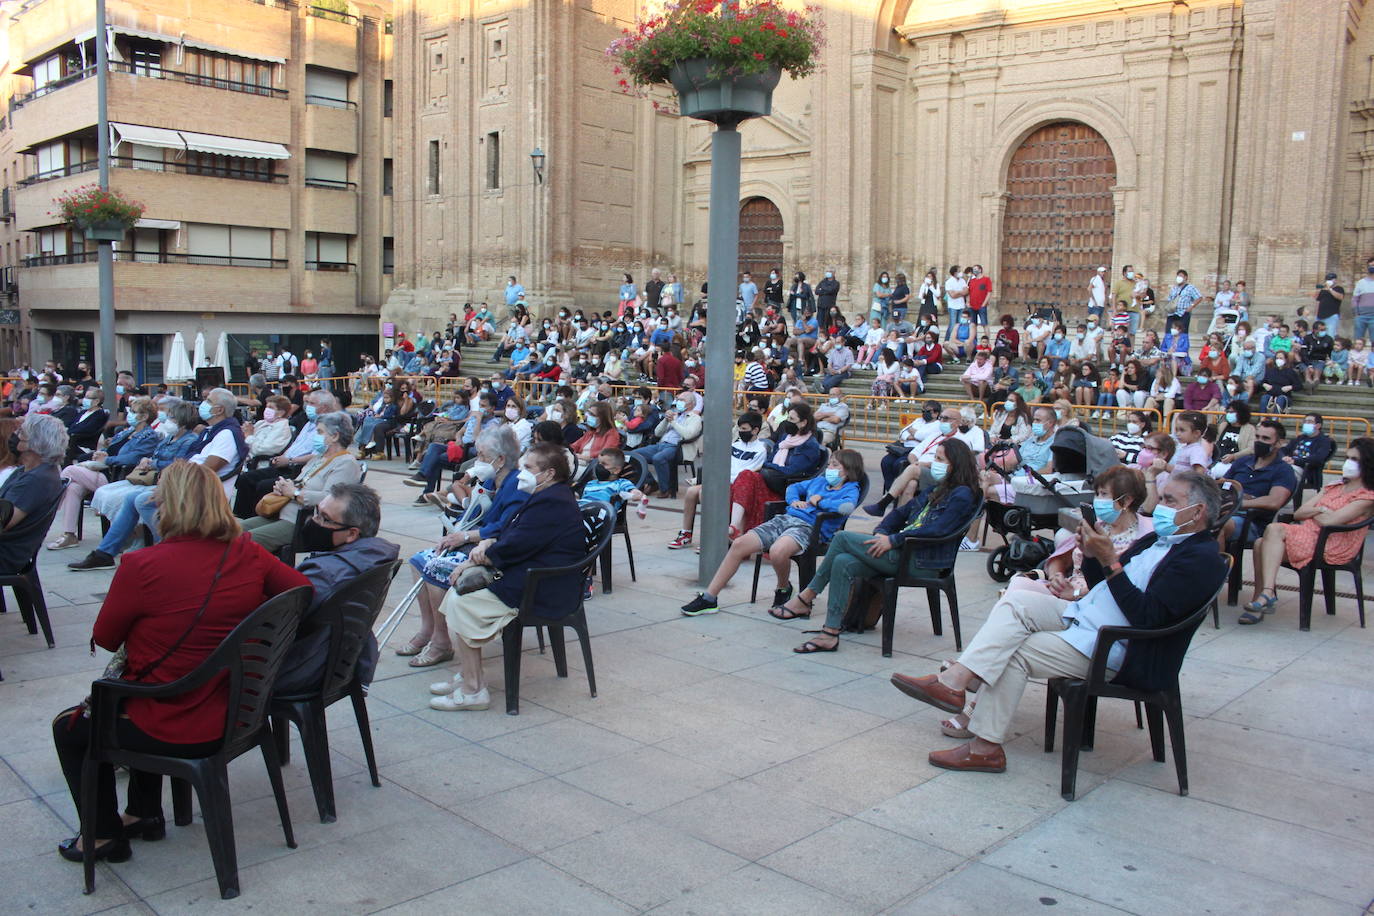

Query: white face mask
516;468;539;492
1343;458;1361;481
469;461;496;482
1126;422;1141;435
1176;276;1186;285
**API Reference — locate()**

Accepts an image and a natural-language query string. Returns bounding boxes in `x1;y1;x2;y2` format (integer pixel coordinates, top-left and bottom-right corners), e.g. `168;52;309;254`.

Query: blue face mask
1151;502;1196;539
305;404;318;421
929;460;948;481
198;401;213;421
1031;422;1046;437
938;421;953;435
824;468;841;486
312;433;328;454
115;385;126;395
587;415;599;428
1092;496;1121;526
1301;423;1316;437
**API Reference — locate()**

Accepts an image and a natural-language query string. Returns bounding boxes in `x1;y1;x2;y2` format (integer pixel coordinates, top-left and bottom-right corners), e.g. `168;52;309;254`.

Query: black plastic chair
1281;515;1373;630
872;495;985;656
749;473;871;603
592;458;649;596
1225;505;1277;607
1043;558;1230;801
270;560;401;822
80;585;312;899
0;484;67;665
501;500;616;715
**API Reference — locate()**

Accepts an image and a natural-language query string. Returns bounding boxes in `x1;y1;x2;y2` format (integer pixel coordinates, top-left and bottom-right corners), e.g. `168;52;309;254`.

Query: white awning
111;122;185;151
179;37;286;65
112;25;182;45
135;218;181;230
176;130;289;160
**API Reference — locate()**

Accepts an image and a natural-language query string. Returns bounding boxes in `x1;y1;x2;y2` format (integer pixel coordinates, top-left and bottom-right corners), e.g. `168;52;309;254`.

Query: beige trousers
960;585;1095;745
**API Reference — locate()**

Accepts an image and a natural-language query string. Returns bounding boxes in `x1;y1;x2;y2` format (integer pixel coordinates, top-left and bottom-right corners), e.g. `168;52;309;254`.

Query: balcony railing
12;67;95;110
305;94;357;110
306;260;355;272
110;61;288;99
112;156;289;183
309;5;358;24
22;250;288;268
17;161;99;187
304;177;357;190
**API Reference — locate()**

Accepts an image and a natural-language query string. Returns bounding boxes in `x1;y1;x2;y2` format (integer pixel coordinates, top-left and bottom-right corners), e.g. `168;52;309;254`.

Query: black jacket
1081;530;1227;692
486;484;588;617
815;277;840;308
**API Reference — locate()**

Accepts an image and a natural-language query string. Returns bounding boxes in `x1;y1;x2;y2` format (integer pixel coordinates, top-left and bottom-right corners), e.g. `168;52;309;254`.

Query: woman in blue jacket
681;449;865;617
773;438;980;653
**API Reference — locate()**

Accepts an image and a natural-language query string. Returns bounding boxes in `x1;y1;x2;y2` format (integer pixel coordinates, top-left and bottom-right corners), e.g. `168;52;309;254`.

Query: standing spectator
618;272;637;316
1312;271;1345;340
644;268;666;311
871;271;893;324
764;268;785;318
1165;269;1203;334
890;272;912;322
1353;255;1374;343
1087;265;1108;319
943;266;968;340
967;265;991;326
504;275;524;311
815;269;840;329
1111;265;1139;336
736;271;758;317
787;271;814;325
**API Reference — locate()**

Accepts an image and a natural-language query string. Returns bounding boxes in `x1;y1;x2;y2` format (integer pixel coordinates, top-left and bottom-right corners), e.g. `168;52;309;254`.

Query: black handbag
885;443;910;459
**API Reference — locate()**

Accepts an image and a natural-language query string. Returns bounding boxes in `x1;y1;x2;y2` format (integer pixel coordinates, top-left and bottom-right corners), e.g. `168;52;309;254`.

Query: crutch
374;492;492;647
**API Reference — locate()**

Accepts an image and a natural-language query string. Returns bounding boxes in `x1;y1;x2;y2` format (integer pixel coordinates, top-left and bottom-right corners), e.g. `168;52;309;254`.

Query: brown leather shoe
890;673;966;714
928;742;1007;773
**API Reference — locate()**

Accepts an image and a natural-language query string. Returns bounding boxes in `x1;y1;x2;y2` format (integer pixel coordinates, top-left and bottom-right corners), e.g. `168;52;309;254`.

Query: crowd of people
6;259;1374;871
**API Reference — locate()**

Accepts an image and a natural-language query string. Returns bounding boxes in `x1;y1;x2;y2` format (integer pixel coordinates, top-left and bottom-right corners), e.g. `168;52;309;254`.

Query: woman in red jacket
570;401;621;466
51;461;311;864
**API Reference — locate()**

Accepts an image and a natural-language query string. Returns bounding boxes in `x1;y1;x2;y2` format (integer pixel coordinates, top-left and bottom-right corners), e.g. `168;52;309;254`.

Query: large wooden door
999;122;1116;317
738;197;783;280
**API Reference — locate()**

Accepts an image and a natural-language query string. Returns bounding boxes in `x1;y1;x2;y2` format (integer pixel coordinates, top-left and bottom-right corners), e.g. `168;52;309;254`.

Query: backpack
839;577;886;633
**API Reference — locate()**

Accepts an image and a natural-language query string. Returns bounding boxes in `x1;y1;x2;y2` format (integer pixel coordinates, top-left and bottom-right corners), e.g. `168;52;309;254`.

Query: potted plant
606;0;823;124
52;185;145;242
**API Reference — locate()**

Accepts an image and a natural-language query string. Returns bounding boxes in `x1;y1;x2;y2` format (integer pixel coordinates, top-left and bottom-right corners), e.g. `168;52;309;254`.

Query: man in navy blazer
890;470;1227;774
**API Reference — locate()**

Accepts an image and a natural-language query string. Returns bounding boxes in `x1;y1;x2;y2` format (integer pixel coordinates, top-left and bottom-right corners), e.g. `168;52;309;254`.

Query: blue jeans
357;416;383;448
821;371;851;390
1260;393;1290;412
98;487;159;556
636;441;680;493
944;308;963;339
420;442;450;493
1353;314;1374;341
1322;316;1340;340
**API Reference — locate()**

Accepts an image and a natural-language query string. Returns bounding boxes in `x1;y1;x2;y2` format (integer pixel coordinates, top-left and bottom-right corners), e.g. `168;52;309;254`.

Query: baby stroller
983;426;1119;582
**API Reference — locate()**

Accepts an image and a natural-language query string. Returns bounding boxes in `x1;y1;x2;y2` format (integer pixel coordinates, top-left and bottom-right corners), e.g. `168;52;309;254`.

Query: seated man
960;350;995;400
668;411;768;550
813;388;850;448
1281;413;1336;492
890;470;1228;774
633;396;702;498
233;389;337;518
1220;419;1296;546
866;406;985;515
274;483;401;695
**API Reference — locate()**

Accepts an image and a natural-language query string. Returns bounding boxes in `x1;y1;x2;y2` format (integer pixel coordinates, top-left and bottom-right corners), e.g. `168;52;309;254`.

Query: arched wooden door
738;197;783;281
999;122;1116;316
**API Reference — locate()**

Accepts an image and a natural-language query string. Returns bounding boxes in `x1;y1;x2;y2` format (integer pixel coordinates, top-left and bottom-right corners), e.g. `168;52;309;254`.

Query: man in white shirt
668;411;767;549
814;388;850;447
943;267;969;343
1025;316;1053;360
1087;265;1108;319
892;471;1227;774
232;389;337;516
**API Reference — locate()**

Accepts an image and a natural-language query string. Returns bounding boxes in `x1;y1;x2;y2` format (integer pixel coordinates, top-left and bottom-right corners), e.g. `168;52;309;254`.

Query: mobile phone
1081;504;1097;528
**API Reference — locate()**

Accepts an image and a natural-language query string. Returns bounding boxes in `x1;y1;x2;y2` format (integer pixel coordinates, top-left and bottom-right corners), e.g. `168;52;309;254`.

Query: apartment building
0;0;393;380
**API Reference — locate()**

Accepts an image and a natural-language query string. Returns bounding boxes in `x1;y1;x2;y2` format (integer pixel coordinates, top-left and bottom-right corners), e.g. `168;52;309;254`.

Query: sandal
394;635;429;657
940;712;973;739
793;628;839;653
769;594;813;620
1244;591;1278;614
408;645;455;667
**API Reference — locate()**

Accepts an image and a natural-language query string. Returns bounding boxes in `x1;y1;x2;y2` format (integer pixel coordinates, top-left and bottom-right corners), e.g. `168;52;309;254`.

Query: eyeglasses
310;508;352;530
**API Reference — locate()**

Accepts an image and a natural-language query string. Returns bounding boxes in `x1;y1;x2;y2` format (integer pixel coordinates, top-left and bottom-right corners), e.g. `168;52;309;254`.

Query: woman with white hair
0;413;67;574
240;412;361;551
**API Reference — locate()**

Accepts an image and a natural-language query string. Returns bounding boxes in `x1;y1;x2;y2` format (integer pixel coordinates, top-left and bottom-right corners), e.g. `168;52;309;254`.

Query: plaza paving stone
1;446;1372;914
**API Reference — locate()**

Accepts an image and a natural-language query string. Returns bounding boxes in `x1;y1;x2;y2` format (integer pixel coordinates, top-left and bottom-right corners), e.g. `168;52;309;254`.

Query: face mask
516;468;539;493
824;468;841;486
1253;440;1273;459
685;360;697;368
115;385;126;395
1053;333;1064;341
1136;448;1157;469
469;461;496;482
1343;458;1361;480
198;401;214;421
737;428;755;442
1152;502;1195;539
303;403;320;422
938;421;953;435
824;272;833;279
312;433;328;454
82;398;95;409
1275;358;1286;368
1223;412;1238;426
674;401;688;412
1126;422;1141;435
1003;402;1016;414
769;273;778;280
1087;321;1097;328
262;407;280;422
1126;271;1135;279
1031;422;1046;437
929;460;948;481
156;410;169;423
1176;276;1185;285
587;415;599;428
1092;496;1121;525
1302;422;1316;437
299;518;341;553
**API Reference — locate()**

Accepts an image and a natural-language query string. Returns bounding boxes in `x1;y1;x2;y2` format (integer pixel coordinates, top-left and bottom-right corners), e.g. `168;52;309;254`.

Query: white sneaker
429;673;464;696
959;537;981;552
429;687;490;711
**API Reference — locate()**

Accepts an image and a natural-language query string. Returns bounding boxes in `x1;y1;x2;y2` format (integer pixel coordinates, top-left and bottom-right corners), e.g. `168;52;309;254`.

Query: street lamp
530;147;546;184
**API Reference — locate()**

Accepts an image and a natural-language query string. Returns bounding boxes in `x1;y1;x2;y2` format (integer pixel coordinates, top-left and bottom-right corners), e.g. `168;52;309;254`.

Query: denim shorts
752;514;813;552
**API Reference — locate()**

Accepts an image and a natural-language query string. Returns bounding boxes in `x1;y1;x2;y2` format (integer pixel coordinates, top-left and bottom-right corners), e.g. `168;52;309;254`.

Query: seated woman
426;443;585;711
398;425;527;668
88;401;201;519
50;462;309;862
681;448;865;617
1212;400;1256;468
772;439;979;652
570;401;621;470
243;394;295;464
49;396;162;551
1241;438;1374;624
240;412;362;552
359;381;417;459
727;402;822;537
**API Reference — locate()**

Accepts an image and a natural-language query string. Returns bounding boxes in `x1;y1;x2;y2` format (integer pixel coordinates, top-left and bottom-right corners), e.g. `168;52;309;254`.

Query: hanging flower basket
51;185;144;241
607;0;822;121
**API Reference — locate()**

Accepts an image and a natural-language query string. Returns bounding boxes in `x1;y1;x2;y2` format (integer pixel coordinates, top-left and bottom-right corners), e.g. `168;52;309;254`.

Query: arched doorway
738;197;783;281
999;122;1116;317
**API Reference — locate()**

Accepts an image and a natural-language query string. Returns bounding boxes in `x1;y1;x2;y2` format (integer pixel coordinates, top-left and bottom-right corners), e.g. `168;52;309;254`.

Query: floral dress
1281;484;1374;569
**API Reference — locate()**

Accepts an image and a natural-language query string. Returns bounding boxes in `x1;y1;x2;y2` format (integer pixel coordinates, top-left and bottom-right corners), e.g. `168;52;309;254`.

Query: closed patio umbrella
214;332;231;381
165;331;193;381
